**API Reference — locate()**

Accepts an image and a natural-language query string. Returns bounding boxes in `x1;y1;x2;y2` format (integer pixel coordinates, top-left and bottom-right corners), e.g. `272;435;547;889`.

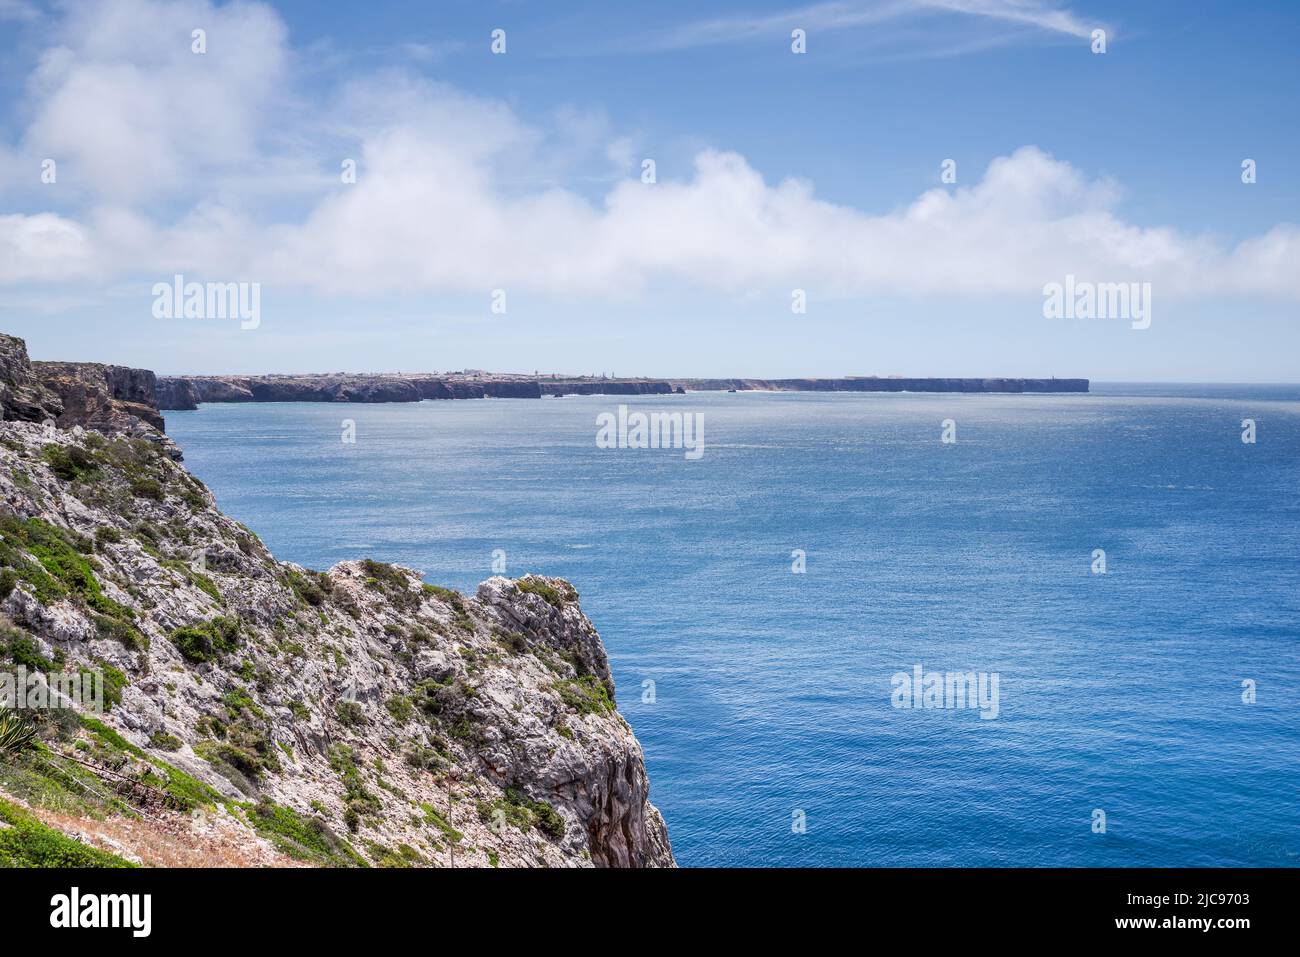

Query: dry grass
1;790;307;867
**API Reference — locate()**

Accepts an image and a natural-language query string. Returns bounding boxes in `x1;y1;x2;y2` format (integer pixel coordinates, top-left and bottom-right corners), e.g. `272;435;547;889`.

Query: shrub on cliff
515;577;568;608
476;787;566;840
41;444;100;482
168;616;242;663
287;568;331;606
554;675;614;716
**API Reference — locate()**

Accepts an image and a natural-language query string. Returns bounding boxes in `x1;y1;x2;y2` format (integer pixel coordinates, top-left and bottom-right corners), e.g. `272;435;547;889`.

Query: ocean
166;385;1300;867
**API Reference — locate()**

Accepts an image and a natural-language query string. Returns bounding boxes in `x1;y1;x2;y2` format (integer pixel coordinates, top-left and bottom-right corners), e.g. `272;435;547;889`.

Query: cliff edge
0;333;673;868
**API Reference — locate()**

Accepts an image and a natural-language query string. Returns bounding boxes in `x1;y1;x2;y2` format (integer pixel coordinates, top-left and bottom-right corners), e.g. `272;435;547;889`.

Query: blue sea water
167;385;1300;867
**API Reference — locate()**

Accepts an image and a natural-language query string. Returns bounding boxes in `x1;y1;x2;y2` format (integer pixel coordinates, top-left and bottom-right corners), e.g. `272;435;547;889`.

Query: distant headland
157;373;1089;409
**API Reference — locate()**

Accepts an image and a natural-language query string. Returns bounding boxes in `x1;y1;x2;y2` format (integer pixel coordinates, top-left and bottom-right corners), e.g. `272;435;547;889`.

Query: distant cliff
157;372;1086;409
671;377;1090;394
1;334;181;460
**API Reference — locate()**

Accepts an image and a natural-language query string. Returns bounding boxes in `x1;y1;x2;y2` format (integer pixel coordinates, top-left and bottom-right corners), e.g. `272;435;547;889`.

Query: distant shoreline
157;374;1089;409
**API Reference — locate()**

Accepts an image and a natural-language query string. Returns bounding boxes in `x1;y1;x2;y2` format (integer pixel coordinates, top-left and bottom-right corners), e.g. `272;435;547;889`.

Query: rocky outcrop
33;362;166;432
0;336;179;460
0;334;674;868
0;334;62;423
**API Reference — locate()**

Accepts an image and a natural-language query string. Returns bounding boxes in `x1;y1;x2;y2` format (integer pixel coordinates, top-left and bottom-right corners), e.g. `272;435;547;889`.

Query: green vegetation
88;661;127;711
129;477;163;500
194;740;267;788
421;583;475;631
41;444;100;482
364;839;423;868
148;732;183;751
0;742;129;819
329;744;380;831
168;616;242;663
287;568;331;607
515;577;565;608
162;559;221;602
420;583;459;603
79;715;143;756
554;675;615;716
335;700;365;727
80;716;223;810
0;797;134;868
0;709;37;755
420;802;463;843
361;560;419;609
1;629;55;671
0;516;143;649
476;787;565;840
413;675;476;721
93;526;123;548
384;695;413;723
194;690;280;789
245;799;368;867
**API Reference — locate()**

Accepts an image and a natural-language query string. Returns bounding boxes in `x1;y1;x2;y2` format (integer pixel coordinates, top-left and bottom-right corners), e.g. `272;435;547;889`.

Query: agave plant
0;708;37;755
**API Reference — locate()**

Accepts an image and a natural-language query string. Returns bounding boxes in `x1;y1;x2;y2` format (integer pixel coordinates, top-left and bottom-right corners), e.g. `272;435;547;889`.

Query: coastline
158;373;1090;410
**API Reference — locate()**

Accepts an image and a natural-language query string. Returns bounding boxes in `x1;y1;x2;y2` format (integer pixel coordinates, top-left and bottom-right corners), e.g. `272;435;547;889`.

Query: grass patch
245;799;368;867
554;675;614;716
0;796;135;867
420;802;463;843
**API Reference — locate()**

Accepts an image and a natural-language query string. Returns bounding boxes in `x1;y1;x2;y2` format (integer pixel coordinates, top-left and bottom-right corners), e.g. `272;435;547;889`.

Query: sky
0;0;1296;380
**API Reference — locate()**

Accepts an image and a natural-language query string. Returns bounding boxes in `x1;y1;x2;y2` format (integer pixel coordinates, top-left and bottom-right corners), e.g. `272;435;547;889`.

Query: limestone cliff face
158;373;662;408
0;334;63;424
0;335;673;869
0;338;180;461
155;377;201;412
32;361;166;432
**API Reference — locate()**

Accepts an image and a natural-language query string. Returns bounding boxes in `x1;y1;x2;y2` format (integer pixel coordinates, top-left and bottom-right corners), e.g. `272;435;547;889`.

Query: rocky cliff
0;334;673;868
1;336;181;463
157;374;549;408
157;371;1087;410
0;334;63;424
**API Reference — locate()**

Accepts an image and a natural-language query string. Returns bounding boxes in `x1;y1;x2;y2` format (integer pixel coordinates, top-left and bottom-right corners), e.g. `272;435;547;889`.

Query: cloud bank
0;0;1296;303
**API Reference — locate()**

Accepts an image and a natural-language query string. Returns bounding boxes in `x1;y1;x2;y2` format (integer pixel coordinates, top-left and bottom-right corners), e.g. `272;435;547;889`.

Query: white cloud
0;212;95;282
20;0;288;201
0;0;1295;305
640;0;1105;53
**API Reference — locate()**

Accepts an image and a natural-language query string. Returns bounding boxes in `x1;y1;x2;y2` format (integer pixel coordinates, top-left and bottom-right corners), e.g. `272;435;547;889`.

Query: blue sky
0;0;1296;380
